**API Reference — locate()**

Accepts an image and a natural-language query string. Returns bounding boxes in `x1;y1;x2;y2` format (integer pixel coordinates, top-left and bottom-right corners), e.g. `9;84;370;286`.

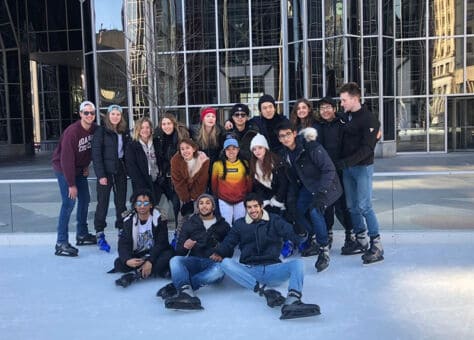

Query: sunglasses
82;110;96;116
233;113;247;118
135;201;150;207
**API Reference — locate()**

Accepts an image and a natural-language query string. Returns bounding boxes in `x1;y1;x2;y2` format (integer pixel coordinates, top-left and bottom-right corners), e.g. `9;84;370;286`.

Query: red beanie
200;107;217;121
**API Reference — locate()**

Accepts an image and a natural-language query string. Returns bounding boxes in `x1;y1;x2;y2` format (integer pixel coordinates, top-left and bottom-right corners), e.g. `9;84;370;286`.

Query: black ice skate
340;230;368;255
75;233;96;246
300;235;319;257
315;246;330;272
362;235;384;265
280;290;321;320
156;283;177;300
54;243;78;257
165;285;203;310
254;283;285;308
115;271;140;288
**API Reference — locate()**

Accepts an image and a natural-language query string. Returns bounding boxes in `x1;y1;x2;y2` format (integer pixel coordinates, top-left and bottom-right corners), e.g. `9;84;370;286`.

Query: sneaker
315;246;330;272
280;240;294;258
97;232;111;252
76;233;96;246
362;235;384;265
340;231;368;255
54;243;78;257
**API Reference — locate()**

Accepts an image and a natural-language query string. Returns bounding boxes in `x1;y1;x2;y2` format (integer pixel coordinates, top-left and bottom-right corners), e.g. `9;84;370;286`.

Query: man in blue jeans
210;193;320;320
51;100;97;256
337;82;384;265
161;193;231;310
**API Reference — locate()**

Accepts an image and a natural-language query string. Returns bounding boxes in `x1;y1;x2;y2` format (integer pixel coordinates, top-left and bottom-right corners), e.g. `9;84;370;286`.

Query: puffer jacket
176;213;231;258
92;125;130;178
215;211;301;265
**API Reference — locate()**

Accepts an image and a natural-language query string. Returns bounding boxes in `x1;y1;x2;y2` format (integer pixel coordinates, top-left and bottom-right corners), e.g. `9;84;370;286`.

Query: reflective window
347;0;360;35
187;52;217;105
364;38;379;96
429;0;462;36
325;38;343;97
325;0;343;37
466;36;474;93
429;38;463;95
396;98;427;152
395;0;426;38
218;1;249;48
27;0;47;31
396;40;426;96
97;52;127;107
309;40;323;97
48;0;66;30
156;53;185;108
347;37;361;85
0;120;7;142
308;0;322;38
252;48;280;95
218;50;251;104
185;2;216;50
383;38;395;96
288;41;304;99
383;98;395;140
382;0;394;36
363;0;378;35
429;96;445;151
252;1;281;46
447;98;474;150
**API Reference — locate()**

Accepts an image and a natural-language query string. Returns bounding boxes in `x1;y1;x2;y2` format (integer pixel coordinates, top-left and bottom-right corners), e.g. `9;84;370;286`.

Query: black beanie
258;94;276;112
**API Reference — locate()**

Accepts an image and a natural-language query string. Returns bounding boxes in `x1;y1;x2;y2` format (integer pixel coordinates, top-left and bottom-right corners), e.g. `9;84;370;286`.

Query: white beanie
250;133;269;151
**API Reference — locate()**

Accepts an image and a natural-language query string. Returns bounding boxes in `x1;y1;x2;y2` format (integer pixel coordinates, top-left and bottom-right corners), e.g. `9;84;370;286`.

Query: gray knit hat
194;193;216;213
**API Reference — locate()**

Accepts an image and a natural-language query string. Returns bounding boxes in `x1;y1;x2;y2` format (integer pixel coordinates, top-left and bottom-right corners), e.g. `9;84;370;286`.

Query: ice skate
280;290;320;320
115;271;140;288
165;285;203;310
156;283;177;300
254;283;285;308
75;233;96;246
362;235;384;265
340;230;368;255
315;246;330;272
54;243;78;257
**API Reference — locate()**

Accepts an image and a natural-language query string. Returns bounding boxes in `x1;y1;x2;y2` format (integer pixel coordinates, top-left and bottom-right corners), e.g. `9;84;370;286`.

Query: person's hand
68;186;78;199
210;253;223;262
224;121;234;130
99;177;108;185
140;261;152;278
183;238;197;250
312;192;327;215
83;167;89;177
126;258;144;268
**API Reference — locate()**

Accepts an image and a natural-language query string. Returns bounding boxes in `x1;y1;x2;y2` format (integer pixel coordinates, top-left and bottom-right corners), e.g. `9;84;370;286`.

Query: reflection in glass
325;38;343;97
383;38;394;96
396;97;427;152
396;40;426;96
252;1;281;46
185;2;216;50
288;42;304;99
187;52;217;105
219;50;251;104
447;97;474;150
218;1;249;49
395;0;426;38
347;37;361;85
383;99;395;141
346;0;360;35
97;52;127;107
308;0;322;38
252;49;280;97
382;0;393;36
156;53;185;109
325;0;343;37
430;38;463;95
466;36;474;93
95;0;123;33
364;38;379;96
363;0;378;35
429;96;445;151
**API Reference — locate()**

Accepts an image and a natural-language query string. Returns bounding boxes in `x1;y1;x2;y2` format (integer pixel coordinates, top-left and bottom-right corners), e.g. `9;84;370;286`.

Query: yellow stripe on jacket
211;159;252;204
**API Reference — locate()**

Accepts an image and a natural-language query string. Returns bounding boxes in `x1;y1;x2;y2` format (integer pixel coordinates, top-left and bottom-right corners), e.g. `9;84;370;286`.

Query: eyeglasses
319;105;334;111
278;131;293;139
135;201;150;207
233;113;247;118
82;111;96;116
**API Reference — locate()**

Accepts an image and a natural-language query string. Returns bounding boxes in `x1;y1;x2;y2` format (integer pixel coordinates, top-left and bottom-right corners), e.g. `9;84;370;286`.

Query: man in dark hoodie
159;193;231;310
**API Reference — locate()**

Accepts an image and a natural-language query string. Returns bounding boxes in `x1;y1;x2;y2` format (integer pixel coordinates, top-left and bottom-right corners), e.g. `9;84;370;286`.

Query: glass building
1;0;473;157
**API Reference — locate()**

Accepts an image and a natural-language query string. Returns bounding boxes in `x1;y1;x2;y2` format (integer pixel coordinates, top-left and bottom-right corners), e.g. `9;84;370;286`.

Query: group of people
51;82;383;319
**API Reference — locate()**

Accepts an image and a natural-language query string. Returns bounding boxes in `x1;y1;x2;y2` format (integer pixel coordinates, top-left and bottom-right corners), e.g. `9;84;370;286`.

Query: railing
1;172;473;233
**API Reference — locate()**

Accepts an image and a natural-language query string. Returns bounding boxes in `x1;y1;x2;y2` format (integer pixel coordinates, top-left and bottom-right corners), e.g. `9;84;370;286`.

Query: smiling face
278;129;297;150
252;145;267;161
161;117;174;135
232;111;248;130
202;113;216;129
246;200;263;221
296;102;310;120
198;197;214;218
180;141;196;161
225;145;239;162
80;105;96;128
139;121;152;142
135;194;152;219
108;109;122;127
319;103;336;121
260;102;275;119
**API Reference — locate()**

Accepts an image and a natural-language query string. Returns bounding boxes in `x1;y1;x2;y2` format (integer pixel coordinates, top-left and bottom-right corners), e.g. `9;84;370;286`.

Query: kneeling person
210;193;321;320
161;194;231;310
113;189;174;287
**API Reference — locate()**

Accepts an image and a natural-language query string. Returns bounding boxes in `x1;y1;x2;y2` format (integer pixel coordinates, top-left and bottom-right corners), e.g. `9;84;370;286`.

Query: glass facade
0;0;474;156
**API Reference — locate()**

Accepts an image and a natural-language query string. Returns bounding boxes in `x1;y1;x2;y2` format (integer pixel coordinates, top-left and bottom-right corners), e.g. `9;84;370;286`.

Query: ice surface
0;231;473;340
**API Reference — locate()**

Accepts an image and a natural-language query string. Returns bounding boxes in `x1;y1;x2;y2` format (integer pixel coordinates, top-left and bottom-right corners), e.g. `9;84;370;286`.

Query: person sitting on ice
111;189;174;288
210;193;321;320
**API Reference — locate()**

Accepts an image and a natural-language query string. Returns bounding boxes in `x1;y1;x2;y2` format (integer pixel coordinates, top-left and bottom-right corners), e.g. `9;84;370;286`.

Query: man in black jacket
278;121;342;272
337;82;383;265
161;193;231;310
317;97;358;254
210;193;320;320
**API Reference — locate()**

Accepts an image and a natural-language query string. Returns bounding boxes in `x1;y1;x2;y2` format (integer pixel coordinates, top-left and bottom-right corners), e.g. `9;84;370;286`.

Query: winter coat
226;121;259;160
170;152;210;203
189;124;226;166
252;158;289;207
215;211;301;265
176;214;231;258
92;125;130;178
281;128;342;209
339;105;380;167
124;138;163;197
317;116;345;163
248;114;289;153
117;209;172;266
154;125;190;177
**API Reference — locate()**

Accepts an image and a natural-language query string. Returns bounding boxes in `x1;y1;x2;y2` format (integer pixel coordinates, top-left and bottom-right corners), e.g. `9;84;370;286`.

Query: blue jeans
342;165;380;237
55;172;91;244
294;187;329;246
170;256;224;291
220;258;304;294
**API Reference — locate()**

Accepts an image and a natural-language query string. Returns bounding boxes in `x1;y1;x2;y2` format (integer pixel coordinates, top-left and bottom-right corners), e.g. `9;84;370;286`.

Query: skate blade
280;309;321;320
165;304;204;311
54;251;78;257
75;241;96;246
341;249;365;256
362;256;384;266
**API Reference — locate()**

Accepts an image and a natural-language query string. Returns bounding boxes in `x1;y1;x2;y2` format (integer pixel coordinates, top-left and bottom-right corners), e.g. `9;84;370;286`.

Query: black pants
94;160;127;232
324;190;353;234
113;248;174;277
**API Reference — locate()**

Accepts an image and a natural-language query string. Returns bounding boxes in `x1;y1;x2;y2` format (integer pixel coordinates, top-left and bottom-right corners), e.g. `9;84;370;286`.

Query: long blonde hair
132;117;153;141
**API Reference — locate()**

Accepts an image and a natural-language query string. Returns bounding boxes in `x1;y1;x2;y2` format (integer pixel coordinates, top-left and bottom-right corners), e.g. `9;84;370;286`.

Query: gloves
280;240;294;258
312;191;327;215
180;201;194;216
270;197;286;210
